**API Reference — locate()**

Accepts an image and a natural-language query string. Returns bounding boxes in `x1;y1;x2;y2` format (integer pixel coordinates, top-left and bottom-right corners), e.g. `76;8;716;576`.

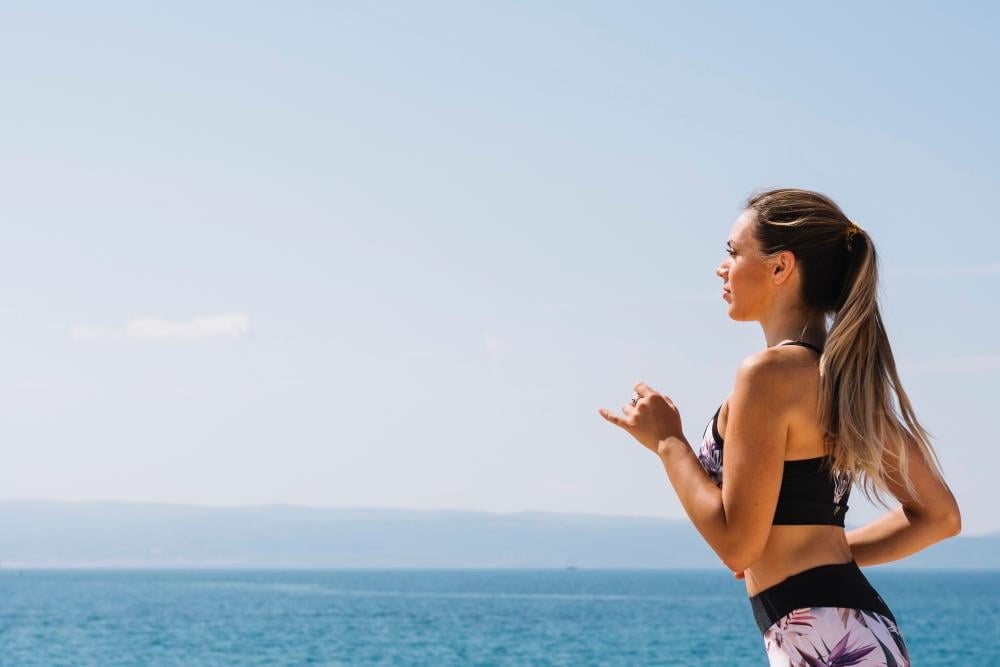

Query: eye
726;246;736;257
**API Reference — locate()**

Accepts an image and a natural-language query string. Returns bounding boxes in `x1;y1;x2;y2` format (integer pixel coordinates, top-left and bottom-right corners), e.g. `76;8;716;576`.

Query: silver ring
630;392;641;406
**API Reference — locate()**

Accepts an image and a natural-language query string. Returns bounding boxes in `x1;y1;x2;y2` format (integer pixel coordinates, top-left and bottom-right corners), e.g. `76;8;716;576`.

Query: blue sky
2;2;997;535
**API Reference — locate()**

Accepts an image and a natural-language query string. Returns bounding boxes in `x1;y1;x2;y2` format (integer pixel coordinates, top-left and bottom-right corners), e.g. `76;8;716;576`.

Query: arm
658;354;790;572
656;437;733;567
846;431;961;566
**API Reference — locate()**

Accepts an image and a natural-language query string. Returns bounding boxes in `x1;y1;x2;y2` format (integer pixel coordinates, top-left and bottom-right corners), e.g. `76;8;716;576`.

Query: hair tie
845;220;862;251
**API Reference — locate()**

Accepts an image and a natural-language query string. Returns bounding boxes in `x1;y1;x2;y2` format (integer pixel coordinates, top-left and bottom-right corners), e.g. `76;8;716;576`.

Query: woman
599;188;961;665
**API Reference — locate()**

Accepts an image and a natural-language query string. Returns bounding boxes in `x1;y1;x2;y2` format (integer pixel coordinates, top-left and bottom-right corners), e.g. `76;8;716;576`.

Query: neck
759;309;827;349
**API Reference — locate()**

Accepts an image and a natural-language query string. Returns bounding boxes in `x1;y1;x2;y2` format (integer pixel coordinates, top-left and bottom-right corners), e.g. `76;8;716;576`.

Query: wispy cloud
902;355;1000;375
71;312;251;342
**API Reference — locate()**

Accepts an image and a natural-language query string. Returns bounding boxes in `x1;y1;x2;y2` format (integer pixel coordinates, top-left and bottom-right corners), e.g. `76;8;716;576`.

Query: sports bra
696;340;852;526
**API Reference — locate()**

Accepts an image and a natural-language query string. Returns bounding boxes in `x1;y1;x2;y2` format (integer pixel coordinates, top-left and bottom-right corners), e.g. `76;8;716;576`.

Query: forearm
657;436;733;566
846;505;959;567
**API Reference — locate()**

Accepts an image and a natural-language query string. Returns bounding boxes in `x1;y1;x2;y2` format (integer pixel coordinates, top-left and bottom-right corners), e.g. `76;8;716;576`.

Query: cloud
902;355;1000;375
71;312;251;342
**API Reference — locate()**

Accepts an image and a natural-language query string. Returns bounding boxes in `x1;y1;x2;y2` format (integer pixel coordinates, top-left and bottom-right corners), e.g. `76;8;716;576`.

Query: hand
598;382;685;456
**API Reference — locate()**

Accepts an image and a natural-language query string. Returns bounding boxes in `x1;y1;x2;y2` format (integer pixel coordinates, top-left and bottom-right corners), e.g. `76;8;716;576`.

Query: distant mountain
0;501;994;569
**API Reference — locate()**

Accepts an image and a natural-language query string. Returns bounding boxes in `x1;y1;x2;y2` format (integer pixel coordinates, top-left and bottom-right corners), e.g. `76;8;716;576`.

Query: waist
748;559;896;635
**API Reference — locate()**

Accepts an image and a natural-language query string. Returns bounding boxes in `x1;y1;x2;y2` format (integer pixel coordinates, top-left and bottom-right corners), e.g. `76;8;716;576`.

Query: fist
598;382;684;456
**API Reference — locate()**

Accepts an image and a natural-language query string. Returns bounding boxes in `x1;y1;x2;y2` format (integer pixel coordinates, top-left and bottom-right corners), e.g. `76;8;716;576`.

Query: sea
0;568;996;666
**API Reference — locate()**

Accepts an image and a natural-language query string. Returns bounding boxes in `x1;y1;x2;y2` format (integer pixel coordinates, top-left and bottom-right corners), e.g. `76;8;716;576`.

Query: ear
771;250;797;286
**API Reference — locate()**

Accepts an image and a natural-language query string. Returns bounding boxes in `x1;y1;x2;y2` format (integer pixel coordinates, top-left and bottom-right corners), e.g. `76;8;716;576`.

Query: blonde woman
599;188;961;665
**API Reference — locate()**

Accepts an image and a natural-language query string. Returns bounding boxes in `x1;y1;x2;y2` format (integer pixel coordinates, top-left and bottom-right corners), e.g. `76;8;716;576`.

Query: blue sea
0;569;996;666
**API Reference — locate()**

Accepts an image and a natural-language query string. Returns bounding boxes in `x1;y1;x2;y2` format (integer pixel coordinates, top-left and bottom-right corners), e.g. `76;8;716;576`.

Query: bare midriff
743;525;854;596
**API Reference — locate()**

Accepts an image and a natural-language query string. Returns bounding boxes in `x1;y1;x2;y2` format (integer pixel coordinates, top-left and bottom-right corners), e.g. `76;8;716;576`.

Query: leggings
748;560;911;666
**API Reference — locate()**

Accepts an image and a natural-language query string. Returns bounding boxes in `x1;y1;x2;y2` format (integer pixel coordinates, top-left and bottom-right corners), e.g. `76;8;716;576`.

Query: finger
598;407;630;428
621;405;637;418
633;382;655;397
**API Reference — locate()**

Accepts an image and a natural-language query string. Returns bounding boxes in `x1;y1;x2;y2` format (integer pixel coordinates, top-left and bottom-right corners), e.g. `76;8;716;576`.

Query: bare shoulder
731;347;814;413
736;346;808;385
720;346;818;427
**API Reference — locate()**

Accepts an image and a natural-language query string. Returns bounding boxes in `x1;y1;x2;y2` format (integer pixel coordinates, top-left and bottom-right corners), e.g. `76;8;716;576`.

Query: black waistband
748;559;896;634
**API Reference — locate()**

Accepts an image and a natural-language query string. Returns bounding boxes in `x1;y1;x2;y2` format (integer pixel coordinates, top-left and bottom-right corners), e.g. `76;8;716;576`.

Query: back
700;403;853;526
712;340;855;596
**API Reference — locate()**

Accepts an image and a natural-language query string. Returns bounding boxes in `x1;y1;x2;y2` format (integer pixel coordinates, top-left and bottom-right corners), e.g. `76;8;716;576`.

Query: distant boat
565;565;578;570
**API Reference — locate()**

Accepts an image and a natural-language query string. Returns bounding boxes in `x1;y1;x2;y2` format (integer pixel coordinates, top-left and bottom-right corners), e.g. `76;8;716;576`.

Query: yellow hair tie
845;220;862;251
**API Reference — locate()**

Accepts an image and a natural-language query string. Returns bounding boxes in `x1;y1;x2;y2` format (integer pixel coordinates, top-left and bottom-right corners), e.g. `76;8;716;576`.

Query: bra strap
777;340;823;354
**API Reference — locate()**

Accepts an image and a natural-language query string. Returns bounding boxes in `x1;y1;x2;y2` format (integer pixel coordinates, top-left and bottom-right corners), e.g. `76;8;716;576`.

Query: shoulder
736;346;796;381
733;348;805;407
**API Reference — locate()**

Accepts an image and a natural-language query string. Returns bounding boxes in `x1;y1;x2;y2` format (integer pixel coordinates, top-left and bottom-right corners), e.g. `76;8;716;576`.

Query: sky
2;1;998;535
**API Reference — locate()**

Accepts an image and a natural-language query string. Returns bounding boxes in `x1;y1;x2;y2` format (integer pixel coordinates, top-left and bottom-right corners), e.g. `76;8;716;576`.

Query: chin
725;304;749;322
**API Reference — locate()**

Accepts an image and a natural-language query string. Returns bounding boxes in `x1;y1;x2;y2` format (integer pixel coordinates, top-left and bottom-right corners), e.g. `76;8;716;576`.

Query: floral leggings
762;606;910;666
749;560;910;666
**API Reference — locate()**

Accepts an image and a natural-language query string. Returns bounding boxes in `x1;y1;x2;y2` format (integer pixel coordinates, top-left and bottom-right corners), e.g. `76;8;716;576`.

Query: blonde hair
744;187;948;509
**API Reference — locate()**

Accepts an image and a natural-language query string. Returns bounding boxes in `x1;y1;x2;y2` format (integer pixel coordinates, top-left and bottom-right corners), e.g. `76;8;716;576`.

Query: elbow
943;507;962;538
724;557;751;574
923;503;961;539
724;554;755;574
916;506;961;540
936;496;962;538
723;543;761;573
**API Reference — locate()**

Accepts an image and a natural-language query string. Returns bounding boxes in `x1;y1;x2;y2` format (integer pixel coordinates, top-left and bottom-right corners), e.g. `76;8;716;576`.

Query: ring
630;392;641;406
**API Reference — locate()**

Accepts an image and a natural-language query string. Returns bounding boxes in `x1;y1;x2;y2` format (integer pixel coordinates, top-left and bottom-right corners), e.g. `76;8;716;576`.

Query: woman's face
716;209;774;321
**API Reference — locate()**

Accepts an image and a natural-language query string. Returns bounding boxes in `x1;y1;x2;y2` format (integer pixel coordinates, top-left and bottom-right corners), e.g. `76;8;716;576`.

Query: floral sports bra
696;341;853;527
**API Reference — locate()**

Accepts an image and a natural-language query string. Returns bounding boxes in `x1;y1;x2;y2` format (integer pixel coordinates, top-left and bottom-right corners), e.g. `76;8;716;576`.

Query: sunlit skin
598;211;956;596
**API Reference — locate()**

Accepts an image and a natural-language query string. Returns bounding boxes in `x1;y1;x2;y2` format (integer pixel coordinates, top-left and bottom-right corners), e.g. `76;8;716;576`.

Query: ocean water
0;568;996;666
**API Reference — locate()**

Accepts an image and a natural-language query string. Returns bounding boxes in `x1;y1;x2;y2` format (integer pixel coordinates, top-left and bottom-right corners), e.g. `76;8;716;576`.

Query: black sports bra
696;340;852;526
